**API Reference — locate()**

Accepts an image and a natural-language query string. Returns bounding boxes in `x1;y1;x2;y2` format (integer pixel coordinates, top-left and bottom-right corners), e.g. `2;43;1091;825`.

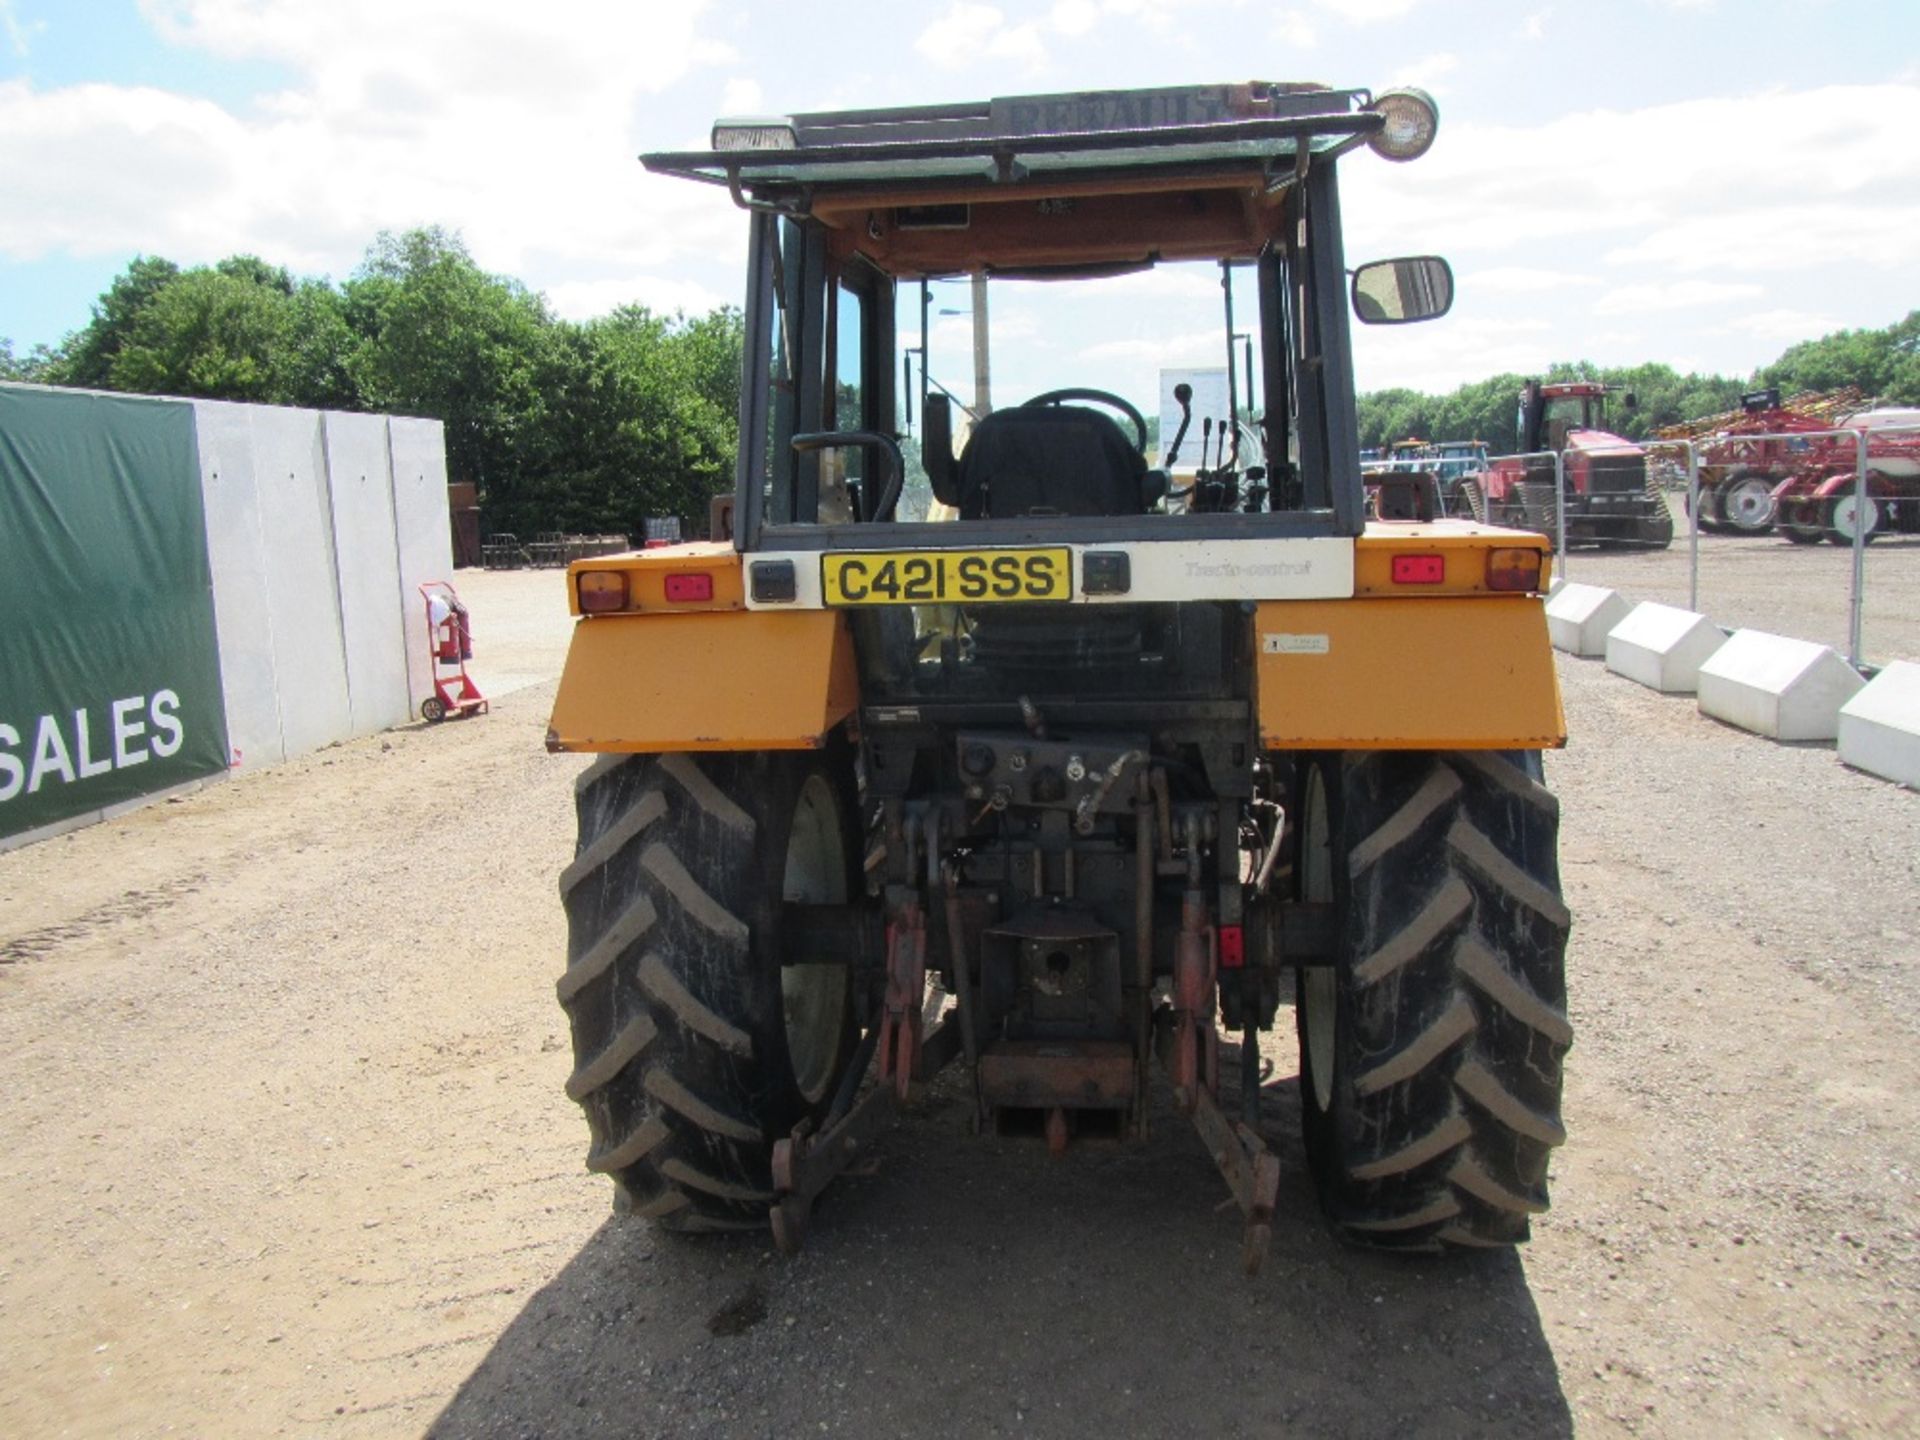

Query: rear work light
576;571;629;613
1391;553;1445;584
1486;548;1544;592
1367;88;1439;162
711;118;797;151
663;572;714;604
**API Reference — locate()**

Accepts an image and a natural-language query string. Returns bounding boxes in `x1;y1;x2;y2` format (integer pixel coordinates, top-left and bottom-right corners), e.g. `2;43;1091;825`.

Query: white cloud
1341;83;1920;270
546;273;730;323
1592;280;1763;315
915;3;1049;74
1521;9;1549;40
1468;266;1599;296
1604;205;1920;273
1720;308;1846;343
1271;9;1317;48
0;1;746;304
1311;0;1421;22
1050;0;1101;37
718;77;764;116
1389;51;1458;96
1351;314;1553;393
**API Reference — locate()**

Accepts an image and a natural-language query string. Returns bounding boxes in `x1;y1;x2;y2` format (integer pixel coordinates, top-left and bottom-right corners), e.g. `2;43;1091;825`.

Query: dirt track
2;572;1917;1439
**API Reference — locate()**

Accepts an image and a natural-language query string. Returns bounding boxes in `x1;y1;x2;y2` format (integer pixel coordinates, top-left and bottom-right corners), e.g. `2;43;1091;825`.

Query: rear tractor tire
559;748;862;1232
1295;751;1571;1250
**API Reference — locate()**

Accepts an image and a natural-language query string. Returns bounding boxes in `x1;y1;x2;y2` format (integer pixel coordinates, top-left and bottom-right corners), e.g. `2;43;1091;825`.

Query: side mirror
1351;256;1454;325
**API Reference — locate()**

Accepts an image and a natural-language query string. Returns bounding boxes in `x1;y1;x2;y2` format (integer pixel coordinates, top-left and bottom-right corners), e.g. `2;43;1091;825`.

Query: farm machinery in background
1473;381;1674;550
1360;438;1491;520
1656;388;1920;544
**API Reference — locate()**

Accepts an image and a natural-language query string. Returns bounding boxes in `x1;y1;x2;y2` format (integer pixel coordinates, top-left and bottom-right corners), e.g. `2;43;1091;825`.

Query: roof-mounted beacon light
711;117;797;152
1366;88;1438;162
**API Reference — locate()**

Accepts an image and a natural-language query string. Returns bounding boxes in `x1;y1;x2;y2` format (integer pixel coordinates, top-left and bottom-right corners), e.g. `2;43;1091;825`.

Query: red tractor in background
1477;380;1674;549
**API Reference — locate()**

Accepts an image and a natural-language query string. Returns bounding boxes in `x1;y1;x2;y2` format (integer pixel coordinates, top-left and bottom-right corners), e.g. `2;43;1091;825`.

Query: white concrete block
193;400;284;770
1604;602;1727;694
322;411;410;737
1696;630;1865;741
1545;582;1630;658
386;417;453;715
1838;660;1920;788
248;406;354;761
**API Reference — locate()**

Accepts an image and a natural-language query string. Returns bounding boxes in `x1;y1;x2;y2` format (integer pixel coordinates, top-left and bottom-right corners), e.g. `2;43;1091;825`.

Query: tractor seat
955;405;1158;519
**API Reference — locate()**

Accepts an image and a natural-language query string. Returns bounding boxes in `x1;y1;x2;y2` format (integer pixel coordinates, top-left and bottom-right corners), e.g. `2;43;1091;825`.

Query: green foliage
1357;314;1919;454
1;337;54;383
47;255;181;388
1759;310;1919;406
27;229;745;540
106;268;293;401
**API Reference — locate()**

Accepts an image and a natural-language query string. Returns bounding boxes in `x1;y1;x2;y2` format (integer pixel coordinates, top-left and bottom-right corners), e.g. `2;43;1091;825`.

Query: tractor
1478;380;1674;549
547;82;1571;1269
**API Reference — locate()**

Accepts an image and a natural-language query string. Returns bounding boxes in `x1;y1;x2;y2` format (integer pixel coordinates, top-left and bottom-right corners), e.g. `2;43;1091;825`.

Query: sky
1;0;1917;400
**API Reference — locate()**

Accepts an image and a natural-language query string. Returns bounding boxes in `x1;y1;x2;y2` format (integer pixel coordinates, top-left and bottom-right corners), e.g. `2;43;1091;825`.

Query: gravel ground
1;571;1916;1439
1559;496;1920;667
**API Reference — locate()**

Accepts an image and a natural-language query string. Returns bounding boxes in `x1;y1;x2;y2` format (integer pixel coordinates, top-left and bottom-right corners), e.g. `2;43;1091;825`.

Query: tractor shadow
428;1054;1571;1440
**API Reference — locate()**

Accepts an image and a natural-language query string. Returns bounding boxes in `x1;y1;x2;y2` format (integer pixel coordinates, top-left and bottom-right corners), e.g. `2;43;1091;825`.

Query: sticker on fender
821;547;1072;606
1263;633;1330;654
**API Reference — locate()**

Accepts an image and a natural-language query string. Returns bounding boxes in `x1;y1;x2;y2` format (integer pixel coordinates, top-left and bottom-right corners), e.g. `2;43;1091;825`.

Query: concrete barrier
1605;602;1727;694
1545;582;1630;658
1838;661;1920;788
1696;631;1865;741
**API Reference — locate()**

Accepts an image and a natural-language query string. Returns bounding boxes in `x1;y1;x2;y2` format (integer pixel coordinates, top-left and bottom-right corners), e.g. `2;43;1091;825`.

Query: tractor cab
1519;380;1626;455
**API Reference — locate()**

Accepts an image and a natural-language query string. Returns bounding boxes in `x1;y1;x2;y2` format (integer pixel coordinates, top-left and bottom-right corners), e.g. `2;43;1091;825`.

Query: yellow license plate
821;548;1073;606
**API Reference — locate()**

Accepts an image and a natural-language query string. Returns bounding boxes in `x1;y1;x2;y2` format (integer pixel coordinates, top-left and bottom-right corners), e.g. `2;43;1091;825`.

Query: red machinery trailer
1660;389;1920;543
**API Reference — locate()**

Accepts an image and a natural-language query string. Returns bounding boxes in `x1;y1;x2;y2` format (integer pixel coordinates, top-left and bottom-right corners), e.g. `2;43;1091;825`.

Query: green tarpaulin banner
0;386;229;840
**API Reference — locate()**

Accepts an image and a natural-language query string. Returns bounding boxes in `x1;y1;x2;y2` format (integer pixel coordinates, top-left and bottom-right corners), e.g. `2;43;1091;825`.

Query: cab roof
643;82;1383;203
643;82;1389;280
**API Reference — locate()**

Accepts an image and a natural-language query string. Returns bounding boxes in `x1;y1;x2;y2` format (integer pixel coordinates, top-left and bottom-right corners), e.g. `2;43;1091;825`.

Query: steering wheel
1021;388;1149;454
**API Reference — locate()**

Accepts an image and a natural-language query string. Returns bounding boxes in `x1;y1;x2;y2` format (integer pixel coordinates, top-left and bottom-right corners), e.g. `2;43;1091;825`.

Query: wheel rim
1831;494;1879;540
781;774;850;1104
1299;767;1337;1114
1725;478;1775;530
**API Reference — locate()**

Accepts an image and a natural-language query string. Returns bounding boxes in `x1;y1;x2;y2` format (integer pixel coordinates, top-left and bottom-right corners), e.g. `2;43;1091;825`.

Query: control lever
1164;383;1194;468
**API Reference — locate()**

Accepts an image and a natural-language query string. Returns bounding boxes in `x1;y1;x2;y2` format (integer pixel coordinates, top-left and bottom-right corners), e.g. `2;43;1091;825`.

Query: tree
1760;311;1920;406
106;268;292;401
344;228;557;513
46;255;181;388
1;338;53;383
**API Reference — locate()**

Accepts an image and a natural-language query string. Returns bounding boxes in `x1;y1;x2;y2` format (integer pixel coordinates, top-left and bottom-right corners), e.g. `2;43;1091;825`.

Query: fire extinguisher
429;595;470;662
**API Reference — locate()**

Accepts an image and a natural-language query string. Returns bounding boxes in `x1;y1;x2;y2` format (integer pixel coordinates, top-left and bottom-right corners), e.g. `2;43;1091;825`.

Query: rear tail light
1390;553;1445;584
576;571;629;613
1487;548;1544;592
664;572;714;604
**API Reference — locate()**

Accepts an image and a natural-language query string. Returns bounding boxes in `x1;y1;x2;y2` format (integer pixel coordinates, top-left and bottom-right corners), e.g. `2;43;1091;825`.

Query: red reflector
664;572;714;603
1218;925;1245;970
1391;553;1445;585
644;538;671;549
